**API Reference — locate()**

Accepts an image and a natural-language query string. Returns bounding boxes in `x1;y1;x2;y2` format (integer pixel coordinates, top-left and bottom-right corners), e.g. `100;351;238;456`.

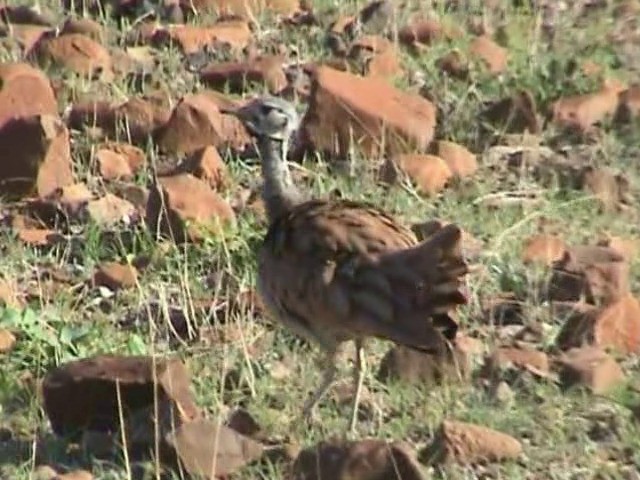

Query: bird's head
224;95;300;143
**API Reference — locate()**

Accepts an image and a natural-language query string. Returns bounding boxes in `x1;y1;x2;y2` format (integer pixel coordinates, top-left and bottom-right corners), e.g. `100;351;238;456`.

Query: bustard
225;95;469;433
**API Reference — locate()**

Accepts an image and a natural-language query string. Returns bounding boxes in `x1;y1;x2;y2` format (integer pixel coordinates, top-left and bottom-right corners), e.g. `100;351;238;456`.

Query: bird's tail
369;223;469;353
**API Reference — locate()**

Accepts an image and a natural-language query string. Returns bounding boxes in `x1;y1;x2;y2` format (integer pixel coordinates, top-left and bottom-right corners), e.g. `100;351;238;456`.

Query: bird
224;95;470;433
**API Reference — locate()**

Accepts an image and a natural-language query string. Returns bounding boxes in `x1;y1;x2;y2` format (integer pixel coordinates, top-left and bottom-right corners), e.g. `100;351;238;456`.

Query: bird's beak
221;103;259;136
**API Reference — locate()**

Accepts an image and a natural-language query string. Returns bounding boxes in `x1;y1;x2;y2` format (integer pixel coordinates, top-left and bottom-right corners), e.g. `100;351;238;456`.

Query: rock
521;234;567;266
398;17;461;50
469;35;508;74
548;245;629;304
357;0;394;34
597;235;640;262
481;346;550;379
580;166;631;213
95;142;145;181
32;33;113;79
377;337;470;386
436;49;470;80
96;149;134;180
42;354;201;437
347;35;402;79
164;419;264;479
421;420;522;465
66;96;171;145
557;346;625;394
0;328;16;353
0;5;54;25
481;292;526;326
0;114;73;198
179;146;229;191
198;0;300;17
0;63;58;129
155;92;249;155
435;141;478;179
479;90;540;135
55;470;94;480
86;194;138;227
0;278;24;308
552;78;627;133
379;154;452;196
32;465;58;480
6;23;52;52
226;408;262;438
200;55;287;94
92;262;138;291
614;84;640;124
153;21;252;54
555;295;640;355
300;65;437;159
59;17;105;42
15;227;63;247
146;173;236;243
291;438;425;480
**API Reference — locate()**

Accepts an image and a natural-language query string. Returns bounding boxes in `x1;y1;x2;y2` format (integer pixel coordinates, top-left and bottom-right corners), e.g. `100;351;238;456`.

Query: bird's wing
257;199;468;353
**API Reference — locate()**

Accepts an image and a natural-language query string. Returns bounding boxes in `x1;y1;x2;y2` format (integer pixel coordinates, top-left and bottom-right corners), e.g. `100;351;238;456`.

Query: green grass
1;0;640;478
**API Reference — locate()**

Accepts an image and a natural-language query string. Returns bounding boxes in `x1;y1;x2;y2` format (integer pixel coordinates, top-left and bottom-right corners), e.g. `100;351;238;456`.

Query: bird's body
225;95;469;432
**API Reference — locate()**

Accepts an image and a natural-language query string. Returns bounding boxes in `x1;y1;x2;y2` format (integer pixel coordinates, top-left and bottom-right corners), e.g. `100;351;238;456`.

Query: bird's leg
349;339;365;434
301;350;337;423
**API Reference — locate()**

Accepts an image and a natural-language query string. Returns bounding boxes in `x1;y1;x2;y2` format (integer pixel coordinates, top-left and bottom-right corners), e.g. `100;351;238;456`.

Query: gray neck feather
257;135;304;223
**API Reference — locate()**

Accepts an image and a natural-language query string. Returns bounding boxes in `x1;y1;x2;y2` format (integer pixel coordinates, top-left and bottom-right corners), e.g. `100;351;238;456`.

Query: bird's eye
260;105;272;116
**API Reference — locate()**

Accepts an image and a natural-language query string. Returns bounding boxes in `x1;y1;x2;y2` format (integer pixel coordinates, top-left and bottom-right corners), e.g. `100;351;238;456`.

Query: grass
1;0;640;478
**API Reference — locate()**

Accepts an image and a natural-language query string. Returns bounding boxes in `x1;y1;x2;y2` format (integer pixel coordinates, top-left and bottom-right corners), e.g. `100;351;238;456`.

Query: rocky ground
0;0;639;478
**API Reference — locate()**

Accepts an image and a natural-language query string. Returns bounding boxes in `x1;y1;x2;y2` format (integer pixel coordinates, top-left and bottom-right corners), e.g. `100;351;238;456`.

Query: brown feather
257;199;469;354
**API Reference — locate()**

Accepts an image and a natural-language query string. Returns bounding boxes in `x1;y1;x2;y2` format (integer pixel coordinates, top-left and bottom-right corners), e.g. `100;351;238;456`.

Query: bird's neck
257;136;303;223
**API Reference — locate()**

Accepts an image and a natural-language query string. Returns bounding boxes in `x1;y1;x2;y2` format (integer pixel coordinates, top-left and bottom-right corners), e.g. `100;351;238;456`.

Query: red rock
301;66;437;159
32;33;113;79
93;262;138;290
6;25;53;54
521;234;567;266
421;420;522;465
146;173;236;243
200;55;287;94
436;50;469;80
155;92;249;155
202;0;300;17
154;21;251;54
67;96;170;145
379;154;452;196
555;295;640;355
16;227;64;246
86;194;137;227
481;346;550;378
165;419;264;478
552;78;627;132
60;17;104;42
0;115;73;198
292;439;424;480
614;85;640;123
469;35;508;74
181;146;229;191
597;235;640;262
436;140;478;178
0;329;16;353
548;245;629;304
348;35;402;79
0;5;53;25
96;142;145;180
398;17;462;50
0;63;58;129
42;355;201;436
557;346;625;394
